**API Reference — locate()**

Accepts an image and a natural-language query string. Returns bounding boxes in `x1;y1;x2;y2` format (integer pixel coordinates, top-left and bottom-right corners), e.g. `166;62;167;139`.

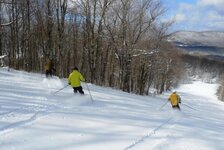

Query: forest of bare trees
0;0;184;95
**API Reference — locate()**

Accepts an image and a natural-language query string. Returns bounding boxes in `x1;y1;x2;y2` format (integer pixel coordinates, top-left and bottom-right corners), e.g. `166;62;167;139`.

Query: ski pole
159;100;169;110
182;103;197;110
53;84;69;94
86;82;94;103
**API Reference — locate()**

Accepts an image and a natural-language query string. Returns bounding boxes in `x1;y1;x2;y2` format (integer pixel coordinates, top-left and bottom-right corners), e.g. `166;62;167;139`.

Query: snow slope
0;68;224;150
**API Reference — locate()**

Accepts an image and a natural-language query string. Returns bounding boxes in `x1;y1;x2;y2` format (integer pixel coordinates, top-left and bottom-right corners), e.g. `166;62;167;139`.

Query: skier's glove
68;82;71;85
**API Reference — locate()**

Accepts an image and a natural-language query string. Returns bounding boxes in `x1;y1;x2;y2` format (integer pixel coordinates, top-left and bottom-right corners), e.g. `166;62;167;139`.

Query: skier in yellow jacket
168;91;181;110
68;67;85;94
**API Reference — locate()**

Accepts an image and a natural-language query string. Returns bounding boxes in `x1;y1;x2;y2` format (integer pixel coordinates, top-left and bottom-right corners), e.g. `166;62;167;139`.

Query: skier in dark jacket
44;58;53;77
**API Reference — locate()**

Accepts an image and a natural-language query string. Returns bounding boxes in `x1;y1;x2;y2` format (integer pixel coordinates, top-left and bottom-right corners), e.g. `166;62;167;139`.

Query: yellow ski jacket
168;92;181;106
68;70;85;87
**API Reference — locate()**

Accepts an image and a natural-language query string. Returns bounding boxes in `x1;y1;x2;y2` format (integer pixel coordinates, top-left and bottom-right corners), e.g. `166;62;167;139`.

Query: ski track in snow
1;68;224;150
0;99;59;135
0;111;47;135
0;69;60;136
123;108;187;150
123;116;175;150
123;80;224;150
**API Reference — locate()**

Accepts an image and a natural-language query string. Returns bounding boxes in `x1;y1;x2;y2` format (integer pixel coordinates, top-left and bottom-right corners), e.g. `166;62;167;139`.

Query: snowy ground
0;68;224;150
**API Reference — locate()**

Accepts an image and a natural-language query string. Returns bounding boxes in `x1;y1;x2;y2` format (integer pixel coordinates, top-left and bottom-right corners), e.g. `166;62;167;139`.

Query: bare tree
0;0;185;95
55;0;68;77
105;0;165;92
0;1;2;56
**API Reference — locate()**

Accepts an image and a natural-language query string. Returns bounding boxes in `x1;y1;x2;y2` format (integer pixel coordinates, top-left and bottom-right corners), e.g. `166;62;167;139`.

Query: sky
162;0;224;32
1;68;224;150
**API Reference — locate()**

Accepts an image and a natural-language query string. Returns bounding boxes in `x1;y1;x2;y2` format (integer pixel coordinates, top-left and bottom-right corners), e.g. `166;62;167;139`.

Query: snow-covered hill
169;31;224;48
1;68;224;150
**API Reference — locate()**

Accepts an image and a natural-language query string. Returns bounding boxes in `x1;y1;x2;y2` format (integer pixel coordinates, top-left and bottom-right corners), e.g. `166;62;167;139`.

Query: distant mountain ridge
168;31;224;48
168;31;224;58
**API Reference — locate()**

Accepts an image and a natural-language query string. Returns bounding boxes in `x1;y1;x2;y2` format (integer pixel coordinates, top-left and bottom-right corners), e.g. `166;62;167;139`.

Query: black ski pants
172;104;180;110
73;86;84;94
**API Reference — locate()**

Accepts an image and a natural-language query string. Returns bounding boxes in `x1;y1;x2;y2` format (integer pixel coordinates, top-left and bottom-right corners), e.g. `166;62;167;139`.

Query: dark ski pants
172;105;180;110
45;70;52;77
73;86;84;94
